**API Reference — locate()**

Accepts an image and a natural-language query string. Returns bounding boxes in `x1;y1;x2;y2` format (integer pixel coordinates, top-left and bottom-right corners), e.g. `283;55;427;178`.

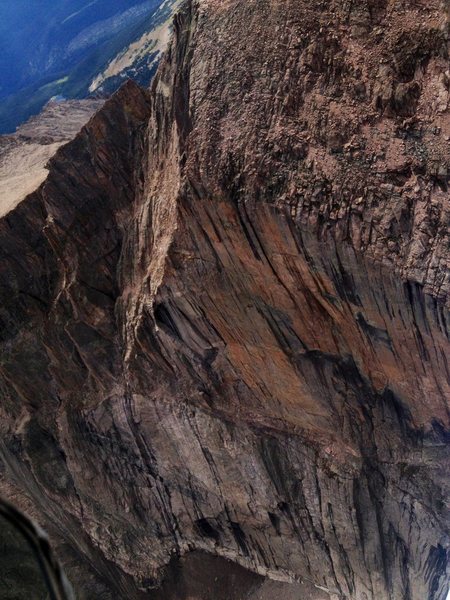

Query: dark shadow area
0;512;50;600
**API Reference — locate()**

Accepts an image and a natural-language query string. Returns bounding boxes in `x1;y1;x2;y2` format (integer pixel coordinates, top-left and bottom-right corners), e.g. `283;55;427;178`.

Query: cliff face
0;1;449;599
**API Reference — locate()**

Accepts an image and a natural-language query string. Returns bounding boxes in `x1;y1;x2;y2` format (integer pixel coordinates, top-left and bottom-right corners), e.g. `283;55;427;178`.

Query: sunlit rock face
0;0;449;598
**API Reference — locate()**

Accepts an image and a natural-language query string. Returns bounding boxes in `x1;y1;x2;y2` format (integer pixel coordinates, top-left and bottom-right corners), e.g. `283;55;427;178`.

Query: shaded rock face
0;1;449;599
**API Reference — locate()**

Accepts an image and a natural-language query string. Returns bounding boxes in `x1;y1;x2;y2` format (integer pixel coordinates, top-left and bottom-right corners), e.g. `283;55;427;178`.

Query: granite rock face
0;1;449;599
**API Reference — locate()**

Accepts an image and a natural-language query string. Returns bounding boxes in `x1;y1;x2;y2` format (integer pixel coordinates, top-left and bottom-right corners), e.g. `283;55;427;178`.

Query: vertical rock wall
0;1;448;598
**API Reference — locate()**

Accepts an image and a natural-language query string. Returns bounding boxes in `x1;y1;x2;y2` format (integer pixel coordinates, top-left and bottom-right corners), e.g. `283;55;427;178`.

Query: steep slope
0;0;178;133
0;0;449;599
0;82;155;600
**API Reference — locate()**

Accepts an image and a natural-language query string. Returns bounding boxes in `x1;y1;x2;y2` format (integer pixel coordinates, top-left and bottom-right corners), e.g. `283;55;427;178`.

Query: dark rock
0;1;448;599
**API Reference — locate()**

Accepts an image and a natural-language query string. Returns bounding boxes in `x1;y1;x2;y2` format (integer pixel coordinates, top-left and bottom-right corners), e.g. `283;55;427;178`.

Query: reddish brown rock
0;1;449;599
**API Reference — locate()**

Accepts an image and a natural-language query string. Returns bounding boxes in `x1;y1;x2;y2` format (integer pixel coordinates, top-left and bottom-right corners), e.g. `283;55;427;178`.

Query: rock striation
0;0;449;599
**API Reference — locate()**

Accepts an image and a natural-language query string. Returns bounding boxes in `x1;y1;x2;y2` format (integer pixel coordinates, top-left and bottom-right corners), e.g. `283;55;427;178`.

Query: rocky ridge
0;0;449;599
0;99;103;217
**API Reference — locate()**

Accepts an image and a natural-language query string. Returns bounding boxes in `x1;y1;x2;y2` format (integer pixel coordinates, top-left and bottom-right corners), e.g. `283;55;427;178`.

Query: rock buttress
0;1;449;599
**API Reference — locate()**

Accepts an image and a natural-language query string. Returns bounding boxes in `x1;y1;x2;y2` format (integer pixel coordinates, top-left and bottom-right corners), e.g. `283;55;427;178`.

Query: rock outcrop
0;1;449;599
